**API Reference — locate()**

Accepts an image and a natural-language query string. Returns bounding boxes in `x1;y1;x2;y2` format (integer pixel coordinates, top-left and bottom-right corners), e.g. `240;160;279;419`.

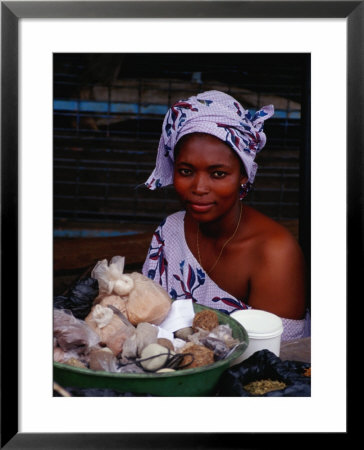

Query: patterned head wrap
145;90;274;196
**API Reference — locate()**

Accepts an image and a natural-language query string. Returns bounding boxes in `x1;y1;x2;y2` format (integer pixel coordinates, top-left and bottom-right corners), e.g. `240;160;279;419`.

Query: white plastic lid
231;309;283;339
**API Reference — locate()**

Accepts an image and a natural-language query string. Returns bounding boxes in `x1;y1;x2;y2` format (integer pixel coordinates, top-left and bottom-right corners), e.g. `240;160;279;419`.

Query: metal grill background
53;53;310;230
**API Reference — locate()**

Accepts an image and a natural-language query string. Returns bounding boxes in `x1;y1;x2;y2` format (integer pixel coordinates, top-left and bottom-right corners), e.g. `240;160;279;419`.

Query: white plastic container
230;309;283;365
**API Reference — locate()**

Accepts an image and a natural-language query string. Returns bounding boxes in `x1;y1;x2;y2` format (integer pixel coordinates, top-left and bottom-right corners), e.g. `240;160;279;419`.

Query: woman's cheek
215;180;240;198
173;176;189;199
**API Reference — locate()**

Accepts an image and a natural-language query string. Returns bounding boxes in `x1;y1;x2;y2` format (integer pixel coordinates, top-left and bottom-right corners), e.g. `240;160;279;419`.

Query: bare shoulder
242;205;306;319
243;205;304;263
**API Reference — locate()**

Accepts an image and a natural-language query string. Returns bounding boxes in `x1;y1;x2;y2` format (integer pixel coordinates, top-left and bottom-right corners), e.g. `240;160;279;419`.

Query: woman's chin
186;208;216;224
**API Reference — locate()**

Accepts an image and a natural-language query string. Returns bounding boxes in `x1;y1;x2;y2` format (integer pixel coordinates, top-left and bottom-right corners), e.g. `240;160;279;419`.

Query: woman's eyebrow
208;164;231;170
176;161;230;169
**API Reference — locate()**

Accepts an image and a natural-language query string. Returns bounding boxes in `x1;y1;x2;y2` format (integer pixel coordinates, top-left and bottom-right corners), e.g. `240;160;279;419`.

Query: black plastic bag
217;349;311;397
54;277;99;320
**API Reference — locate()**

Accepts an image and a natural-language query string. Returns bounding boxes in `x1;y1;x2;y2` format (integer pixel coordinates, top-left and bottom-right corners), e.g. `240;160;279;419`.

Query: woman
142;90;309;341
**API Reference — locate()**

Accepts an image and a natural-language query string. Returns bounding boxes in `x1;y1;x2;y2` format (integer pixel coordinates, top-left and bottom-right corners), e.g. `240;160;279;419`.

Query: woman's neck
197;201;243;240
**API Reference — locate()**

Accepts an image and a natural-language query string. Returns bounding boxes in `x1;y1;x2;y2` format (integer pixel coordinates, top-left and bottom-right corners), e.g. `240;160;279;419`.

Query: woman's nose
192;173;209;195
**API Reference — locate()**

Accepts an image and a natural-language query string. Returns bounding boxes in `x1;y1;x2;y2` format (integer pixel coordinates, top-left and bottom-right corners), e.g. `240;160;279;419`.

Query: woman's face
173;133;247;222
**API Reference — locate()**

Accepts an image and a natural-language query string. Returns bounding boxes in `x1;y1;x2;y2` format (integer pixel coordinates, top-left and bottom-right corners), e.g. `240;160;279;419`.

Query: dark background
53;53;310;296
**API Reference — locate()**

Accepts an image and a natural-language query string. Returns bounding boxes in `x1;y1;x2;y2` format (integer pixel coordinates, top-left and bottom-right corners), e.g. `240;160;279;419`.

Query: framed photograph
2;1;358;448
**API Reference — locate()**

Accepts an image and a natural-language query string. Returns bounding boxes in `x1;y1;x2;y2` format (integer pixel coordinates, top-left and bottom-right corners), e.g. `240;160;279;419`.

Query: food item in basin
180;343;215;368
91;256;133;298
139;343;173;371
54;308;100;356
97;295;128;315
89;347;118;372
126;272;172;325
174;327;194;340
192;309;219;331
85;304;134;356
157;338;174;351
89;257;172;326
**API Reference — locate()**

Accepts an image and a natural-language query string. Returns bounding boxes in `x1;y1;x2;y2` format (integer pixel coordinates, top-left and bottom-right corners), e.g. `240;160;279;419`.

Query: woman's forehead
175;133;240;165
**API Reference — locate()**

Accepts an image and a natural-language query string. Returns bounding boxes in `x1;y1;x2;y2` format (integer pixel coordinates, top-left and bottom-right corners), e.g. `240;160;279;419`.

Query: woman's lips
188;202;215;213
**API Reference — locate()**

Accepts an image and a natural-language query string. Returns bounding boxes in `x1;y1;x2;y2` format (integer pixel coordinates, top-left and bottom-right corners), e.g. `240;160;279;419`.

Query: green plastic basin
53;303;249;396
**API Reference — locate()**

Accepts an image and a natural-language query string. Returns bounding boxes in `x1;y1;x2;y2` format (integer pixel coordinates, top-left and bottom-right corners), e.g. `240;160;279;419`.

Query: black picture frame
1;1;358;448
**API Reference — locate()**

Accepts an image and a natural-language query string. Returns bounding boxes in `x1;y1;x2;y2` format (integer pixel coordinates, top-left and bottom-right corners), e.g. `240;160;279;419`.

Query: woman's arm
248;230;306;320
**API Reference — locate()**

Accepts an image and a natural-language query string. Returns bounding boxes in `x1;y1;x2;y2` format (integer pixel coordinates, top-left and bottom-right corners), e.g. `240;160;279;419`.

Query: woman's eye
213;171;226;178
178;168;192;176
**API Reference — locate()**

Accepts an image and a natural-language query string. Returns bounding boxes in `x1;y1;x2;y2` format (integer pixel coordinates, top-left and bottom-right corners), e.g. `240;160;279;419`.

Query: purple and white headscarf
145;90;274;193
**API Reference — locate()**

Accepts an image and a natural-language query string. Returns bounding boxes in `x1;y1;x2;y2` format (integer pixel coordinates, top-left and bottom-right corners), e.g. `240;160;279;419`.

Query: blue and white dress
142;211;310;342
